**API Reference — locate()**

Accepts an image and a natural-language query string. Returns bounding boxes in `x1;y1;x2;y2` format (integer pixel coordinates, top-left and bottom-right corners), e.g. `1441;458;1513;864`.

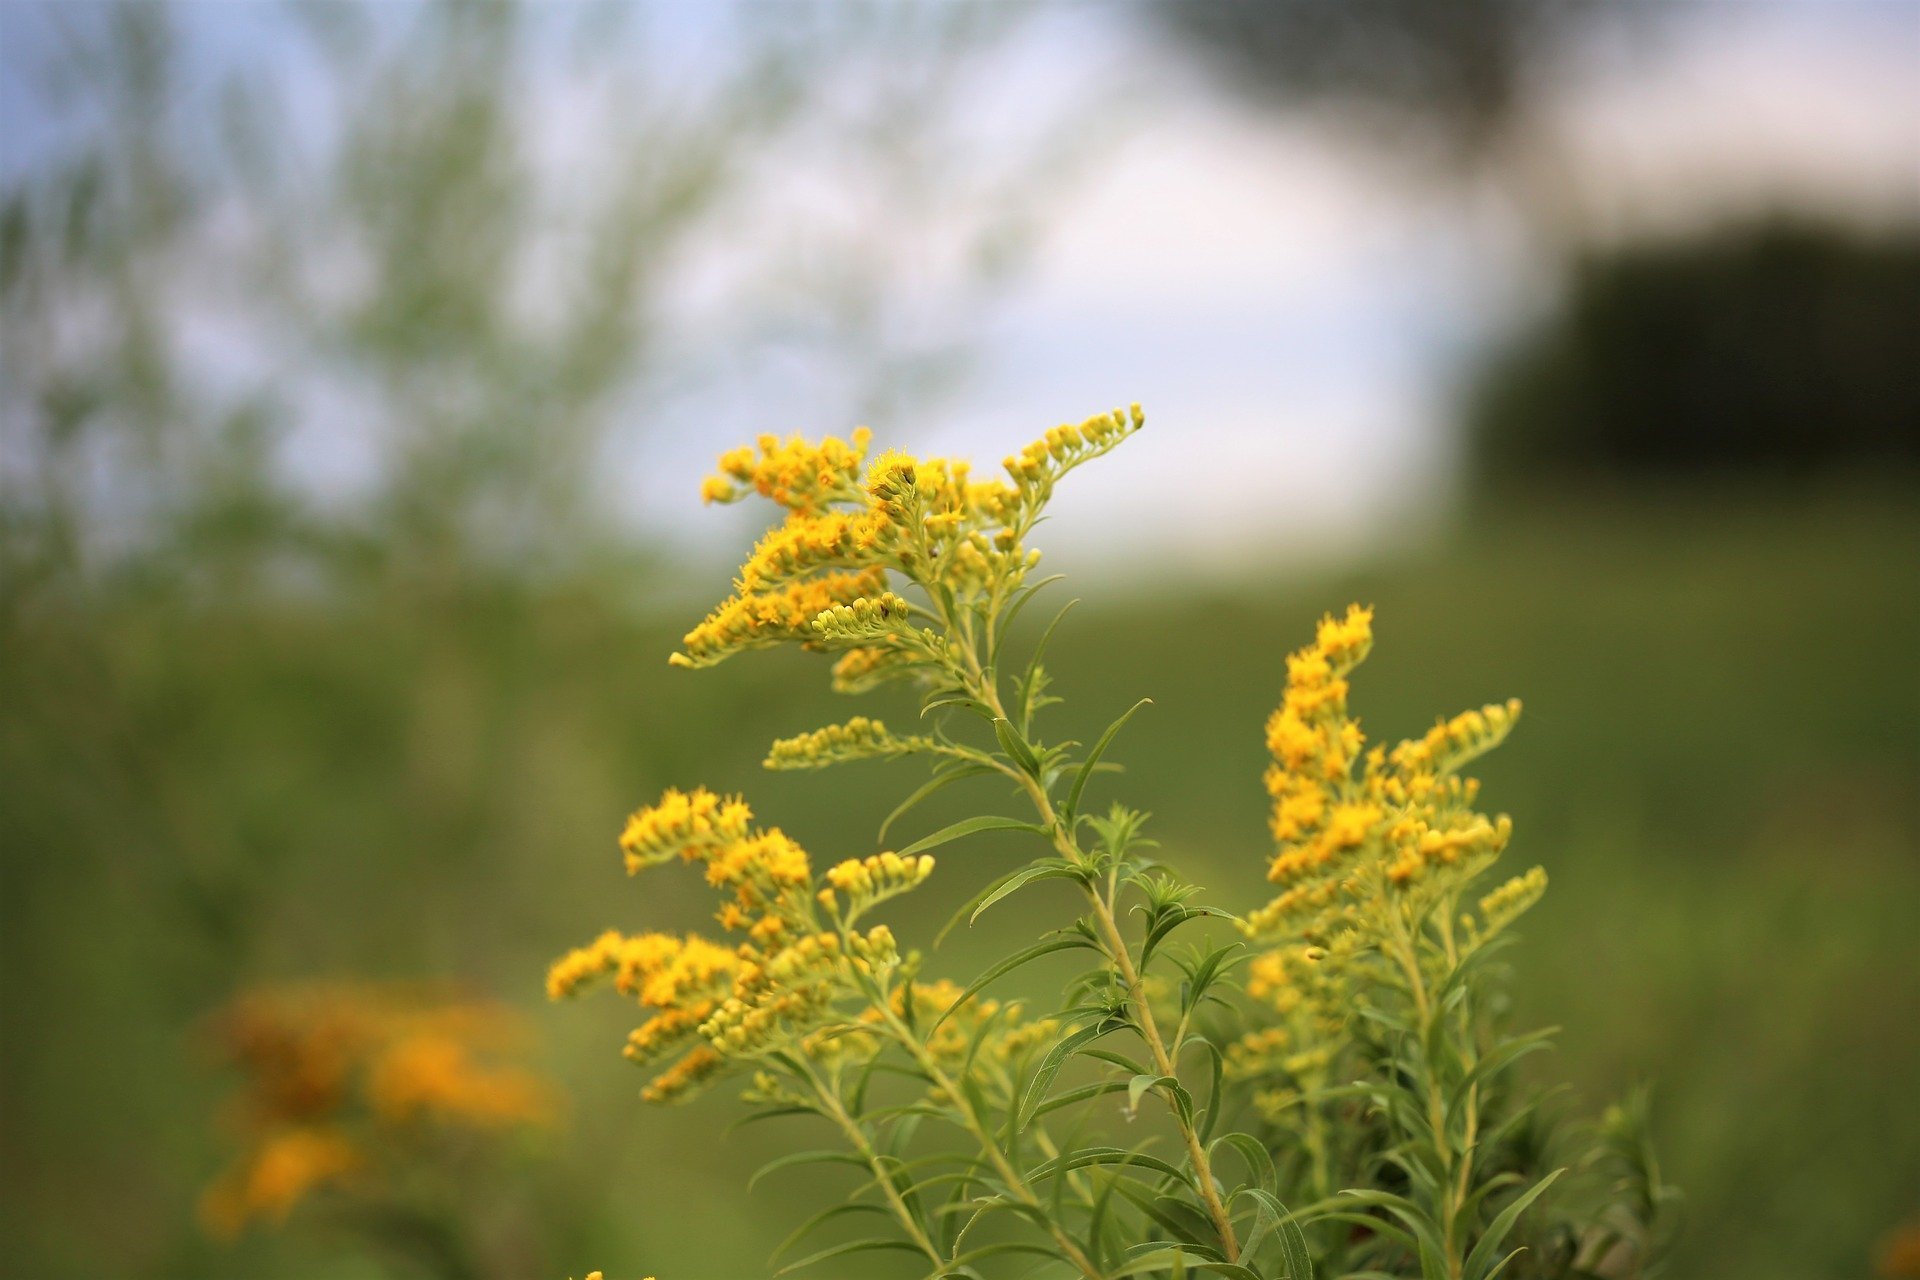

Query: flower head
200;984;552;1238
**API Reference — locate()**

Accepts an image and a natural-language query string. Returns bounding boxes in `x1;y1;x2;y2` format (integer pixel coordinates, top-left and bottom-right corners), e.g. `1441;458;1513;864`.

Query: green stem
869;997;1108;1280
1388;898;1469;1280
945;615;1242;1263
795;1060;946;1267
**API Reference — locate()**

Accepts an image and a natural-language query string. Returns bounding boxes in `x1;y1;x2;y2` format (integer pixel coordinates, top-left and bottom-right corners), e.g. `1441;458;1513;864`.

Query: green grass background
3;491;1915;1280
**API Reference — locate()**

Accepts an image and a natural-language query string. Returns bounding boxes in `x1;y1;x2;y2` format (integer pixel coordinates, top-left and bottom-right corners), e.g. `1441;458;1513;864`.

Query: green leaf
1337;1189;1449;1279
1078;1046;1153;1077
1236;1188;1314;1280
1017;1021;1119;1133
897;814;1045;859
920;693;996;722
1033;1077;1134;1118
1109;1183;1210;1249
1036;1146;1194;1187
989;573;1066;664
1064;697;1151;821
879;762;999;844
749;1149;869;1192
725;1105;818;1135
774;1237;928;1276
769;1202;894;1263
992;716;1043;777
1196;1040;1226;1144
938;1241;1065;1275
1213;1133;1276;1195
1015;598;1081;729
1109;1248;1261;1279
1449;1028;1559;1121
1127;1073;1175;1116
1462;1168;1563;1280
1146;925;1238;987
971;863;1081;928
933;857;1081;947
930;935;1093;1035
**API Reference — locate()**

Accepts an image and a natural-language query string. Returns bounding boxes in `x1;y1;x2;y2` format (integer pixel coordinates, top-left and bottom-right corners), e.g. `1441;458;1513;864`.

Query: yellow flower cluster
819;850;935;919
201;1127;359;1237
671;407;1144;681
1474;866;1549;940
808;591;916;643
702;427;874;511
828;639;922;695
672;568;890;669
617;785;754;871
703;927;898;1058
1002;404;1144;491
1245;605;1524;942
553;786;938;1100
544;929;745;1098
1224;1025;1336;1090
613;787;824;948
1224;932;1358;1088
764;716;931;770
200;985;553;1238
736;508;889;591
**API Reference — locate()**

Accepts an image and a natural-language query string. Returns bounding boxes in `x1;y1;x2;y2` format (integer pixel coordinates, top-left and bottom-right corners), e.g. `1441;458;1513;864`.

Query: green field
3;491;1915;1279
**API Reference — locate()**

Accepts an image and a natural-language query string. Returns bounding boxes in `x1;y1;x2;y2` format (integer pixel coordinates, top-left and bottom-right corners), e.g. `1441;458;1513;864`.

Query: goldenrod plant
553;408;1677;1279
201;983;554;1278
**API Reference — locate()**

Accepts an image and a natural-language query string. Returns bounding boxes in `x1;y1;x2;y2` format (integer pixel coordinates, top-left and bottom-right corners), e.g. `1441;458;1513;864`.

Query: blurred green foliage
3;489;1915;1279
1156;0;1606;163
1468;219;1920;484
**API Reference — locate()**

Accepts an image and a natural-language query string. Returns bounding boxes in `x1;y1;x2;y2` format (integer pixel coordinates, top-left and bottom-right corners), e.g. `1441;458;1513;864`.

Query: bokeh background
3;2;1916;1278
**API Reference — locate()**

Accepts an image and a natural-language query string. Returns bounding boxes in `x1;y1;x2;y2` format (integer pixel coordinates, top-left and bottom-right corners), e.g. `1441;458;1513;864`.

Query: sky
4;1;1917;578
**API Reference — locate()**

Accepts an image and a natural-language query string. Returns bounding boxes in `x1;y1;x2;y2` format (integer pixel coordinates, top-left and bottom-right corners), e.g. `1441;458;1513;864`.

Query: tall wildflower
554;405;1672;1280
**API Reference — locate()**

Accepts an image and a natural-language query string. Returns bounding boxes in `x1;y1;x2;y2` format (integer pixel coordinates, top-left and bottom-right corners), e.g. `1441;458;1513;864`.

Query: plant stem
1388;899;1470;1280
951;635;1242;1263
871;1000;1108;1280
796;1061;946;1267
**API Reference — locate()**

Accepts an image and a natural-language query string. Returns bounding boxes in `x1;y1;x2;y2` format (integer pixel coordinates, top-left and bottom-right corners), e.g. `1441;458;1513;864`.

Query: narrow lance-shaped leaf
993;716;1043;778
1064;697;1151;822
774;1237;929;1277
879;761;999;845
934;857;1083;947
1461;1168;1564;1280
930;935;1095;1035
897;814;1046;859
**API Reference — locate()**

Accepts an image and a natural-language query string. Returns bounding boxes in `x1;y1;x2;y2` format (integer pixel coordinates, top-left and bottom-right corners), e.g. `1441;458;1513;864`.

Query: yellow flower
670;408;1144;687
368;1031;552;1128
1247;606;1523;939
671;568;891;669
764;716;931;770
821;850;935;921
199;1126;360;1238
558;780;944;1092
703;427;873;513
201;984;550;1240
617;787;754;871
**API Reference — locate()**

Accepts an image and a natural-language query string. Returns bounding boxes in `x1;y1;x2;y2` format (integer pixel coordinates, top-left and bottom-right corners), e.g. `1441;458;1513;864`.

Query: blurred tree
0;6;1095;1273
1;0;1074;590
1149;0;1657;247
1464;217;1920;484
1157;0;1582;163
